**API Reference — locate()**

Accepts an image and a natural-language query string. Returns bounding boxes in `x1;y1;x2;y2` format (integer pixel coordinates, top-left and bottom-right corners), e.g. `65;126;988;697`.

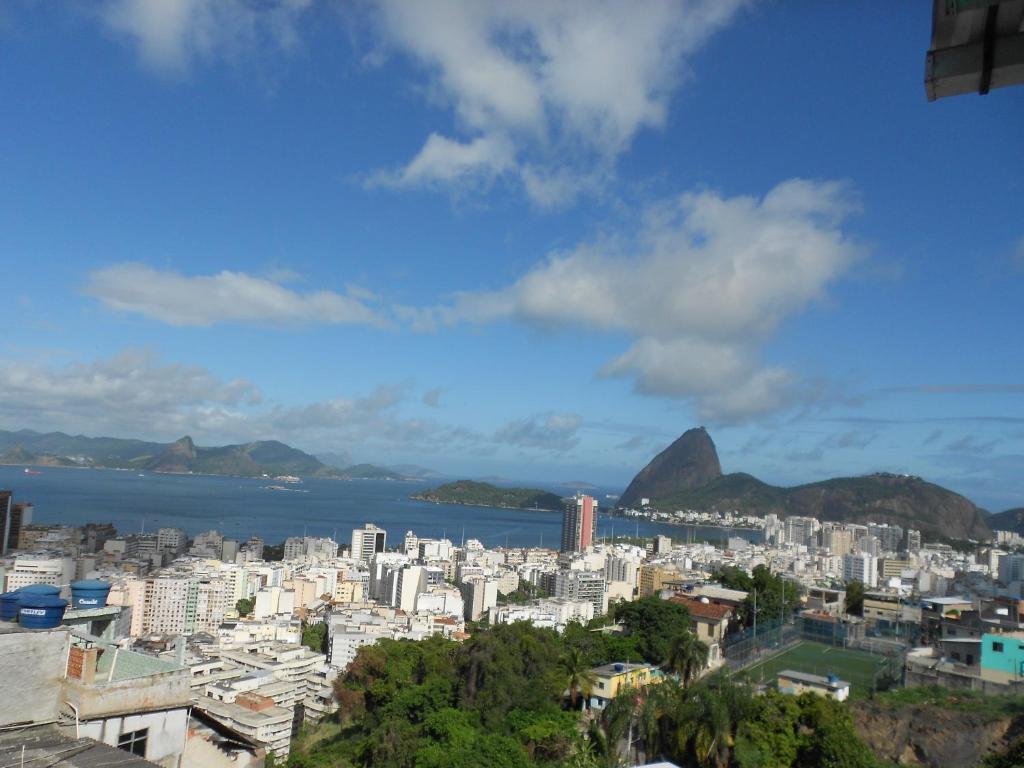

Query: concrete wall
63;669;192;721
76;708;189;768
0;627;69;727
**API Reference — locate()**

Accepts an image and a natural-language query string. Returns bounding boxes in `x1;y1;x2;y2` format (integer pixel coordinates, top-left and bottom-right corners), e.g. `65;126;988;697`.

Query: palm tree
664;630;709;687
560;646;597;710
671;673;752;768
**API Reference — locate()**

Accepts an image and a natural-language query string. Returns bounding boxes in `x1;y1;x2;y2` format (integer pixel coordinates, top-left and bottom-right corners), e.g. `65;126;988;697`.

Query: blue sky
1;1;1022;509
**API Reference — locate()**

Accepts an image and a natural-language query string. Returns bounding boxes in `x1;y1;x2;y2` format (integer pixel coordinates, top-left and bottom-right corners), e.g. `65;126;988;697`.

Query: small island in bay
411;480;564;511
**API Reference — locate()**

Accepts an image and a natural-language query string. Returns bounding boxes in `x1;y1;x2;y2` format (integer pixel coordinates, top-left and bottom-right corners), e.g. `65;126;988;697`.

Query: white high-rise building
842;552;878;588
351;524;387;563
157;527;187;556
554;570;608;616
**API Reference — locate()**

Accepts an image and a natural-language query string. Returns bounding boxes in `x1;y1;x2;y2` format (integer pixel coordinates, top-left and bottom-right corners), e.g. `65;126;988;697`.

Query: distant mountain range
619;427;994;541
0;429;405;481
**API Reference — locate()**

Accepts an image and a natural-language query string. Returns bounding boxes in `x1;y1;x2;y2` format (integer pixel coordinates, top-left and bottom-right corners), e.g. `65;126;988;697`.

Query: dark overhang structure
926;0;1024;99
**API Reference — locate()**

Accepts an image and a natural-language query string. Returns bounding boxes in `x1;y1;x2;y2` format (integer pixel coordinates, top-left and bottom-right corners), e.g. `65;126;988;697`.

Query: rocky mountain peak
619;426;723;508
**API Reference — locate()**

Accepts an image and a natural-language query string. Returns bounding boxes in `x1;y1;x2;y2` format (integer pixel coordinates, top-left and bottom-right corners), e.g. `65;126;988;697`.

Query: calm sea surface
0;466;759;548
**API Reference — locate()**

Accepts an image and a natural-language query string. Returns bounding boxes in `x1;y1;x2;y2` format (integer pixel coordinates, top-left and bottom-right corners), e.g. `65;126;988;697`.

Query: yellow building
638;565;680;597
588;662;663;709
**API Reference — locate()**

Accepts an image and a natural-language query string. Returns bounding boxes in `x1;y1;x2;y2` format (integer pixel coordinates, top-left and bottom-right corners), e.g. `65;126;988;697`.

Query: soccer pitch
742;641;890;695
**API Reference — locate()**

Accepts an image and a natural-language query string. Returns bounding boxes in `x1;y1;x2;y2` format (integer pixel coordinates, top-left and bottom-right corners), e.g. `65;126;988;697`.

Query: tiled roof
668;595;733;621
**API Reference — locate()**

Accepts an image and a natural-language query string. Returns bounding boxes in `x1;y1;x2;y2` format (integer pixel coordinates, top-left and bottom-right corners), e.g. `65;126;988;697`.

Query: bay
0;466;759;548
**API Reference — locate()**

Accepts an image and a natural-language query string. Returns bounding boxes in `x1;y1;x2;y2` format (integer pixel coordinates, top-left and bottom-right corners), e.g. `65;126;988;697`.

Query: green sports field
741;640;890;696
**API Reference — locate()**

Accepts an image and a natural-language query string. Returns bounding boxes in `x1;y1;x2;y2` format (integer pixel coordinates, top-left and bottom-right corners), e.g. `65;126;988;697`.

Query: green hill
412;480;564;511
338;463;407;480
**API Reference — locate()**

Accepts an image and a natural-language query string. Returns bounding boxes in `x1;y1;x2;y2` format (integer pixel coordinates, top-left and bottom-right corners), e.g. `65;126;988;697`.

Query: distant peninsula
411;480;565;511
0;429;406;482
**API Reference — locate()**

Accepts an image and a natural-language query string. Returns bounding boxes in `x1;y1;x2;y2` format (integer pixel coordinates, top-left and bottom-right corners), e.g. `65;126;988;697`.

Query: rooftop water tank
17;584;60;599
18;596;68;629
70;580;111;609
0;592;20;621
614;663;625;672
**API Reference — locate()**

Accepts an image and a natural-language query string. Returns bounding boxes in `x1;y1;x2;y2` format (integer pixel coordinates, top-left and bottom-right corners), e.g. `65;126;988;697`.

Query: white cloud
494;412;583;452
370;0;749;205
85;263;386;327
368;133;515;189
98;0;311;73
0;349;259;438
429;179;862;422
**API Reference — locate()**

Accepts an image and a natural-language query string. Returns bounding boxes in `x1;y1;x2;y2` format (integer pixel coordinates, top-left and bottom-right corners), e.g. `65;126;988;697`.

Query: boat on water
23;468;42;475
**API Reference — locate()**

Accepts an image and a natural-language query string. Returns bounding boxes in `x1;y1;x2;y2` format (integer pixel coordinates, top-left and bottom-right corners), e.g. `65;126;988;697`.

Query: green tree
613;597;691;664
844;580;865;616
235;597;254;617
664;630;709;687
669;673;756;768
717;565;800;627
560;646;597;710
301;621;328;654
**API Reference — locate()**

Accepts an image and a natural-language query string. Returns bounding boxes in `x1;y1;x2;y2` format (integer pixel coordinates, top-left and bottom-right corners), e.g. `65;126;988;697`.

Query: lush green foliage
844;581;865;616
411;480;564;511
714;565;801;625
290;618;881;768
302;621;328;654
236;597;254;617
612;596;691;664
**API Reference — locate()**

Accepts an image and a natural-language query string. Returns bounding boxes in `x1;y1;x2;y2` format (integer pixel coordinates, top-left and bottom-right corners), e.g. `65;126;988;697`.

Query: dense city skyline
1;2;1022;510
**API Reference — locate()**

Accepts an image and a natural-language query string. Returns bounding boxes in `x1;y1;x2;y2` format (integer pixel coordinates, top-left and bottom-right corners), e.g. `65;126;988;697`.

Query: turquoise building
980;633;1024;683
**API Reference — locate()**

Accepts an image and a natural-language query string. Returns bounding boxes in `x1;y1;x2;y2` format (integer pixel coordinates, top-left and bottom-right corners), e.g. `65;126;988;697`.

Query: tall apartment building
143;576;230;634
783;516;817;547
0;491;33;556
867;523;904;554
998;554;1024;584
351;523;386;563
821;525;853;556
560;494;597;553
554;570;607;616
842;552;878;588
283;537;305;561
905;529;922;553
157;527;187;556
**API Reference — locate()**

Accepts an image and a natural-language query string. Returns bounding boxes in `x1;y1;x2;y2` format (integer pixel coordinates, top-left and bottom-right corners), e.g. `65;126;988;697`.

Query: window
993;642;1004;653
117;728;148;757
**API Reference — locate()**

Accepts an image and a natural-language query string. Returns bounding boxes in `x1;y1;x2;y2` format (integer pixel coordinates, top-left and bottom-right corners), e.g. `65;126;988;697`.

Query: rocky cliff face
147;436;198;473
853;701;1023;767
619;427;722;508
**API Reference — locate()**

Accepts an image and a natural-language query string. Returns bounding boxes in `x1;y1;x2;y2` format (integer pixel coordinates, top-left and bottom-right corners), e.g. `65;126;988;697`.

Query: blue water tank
0;592;20;621
17;584;60;599
18;596;68;629
614;663;625;672
70;580;111;609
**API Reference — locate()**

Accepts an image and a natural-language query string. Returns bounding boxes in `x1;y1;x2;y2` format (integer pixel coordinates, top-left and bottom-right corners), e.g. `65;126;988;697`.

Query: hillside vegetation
412;480;564;511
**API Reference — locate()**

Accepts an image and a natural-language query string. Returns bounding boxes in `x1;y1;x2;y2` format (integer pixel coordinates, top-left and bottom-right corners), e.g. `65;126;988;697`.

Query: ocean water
0;466;760;548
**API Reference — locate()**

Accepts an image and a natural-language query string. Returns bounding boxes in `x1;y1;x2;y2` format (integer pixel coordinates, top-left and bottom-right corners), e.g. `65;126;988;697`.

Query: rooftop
668;595;734;621
777;669;850;690
0;725;158;767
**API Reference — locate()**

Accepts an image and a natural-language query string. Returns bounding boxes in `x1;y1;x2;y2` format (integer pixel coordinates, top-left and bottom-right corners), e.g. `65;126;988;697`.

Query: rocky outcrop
619;427;722;508
853;701;1024;767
